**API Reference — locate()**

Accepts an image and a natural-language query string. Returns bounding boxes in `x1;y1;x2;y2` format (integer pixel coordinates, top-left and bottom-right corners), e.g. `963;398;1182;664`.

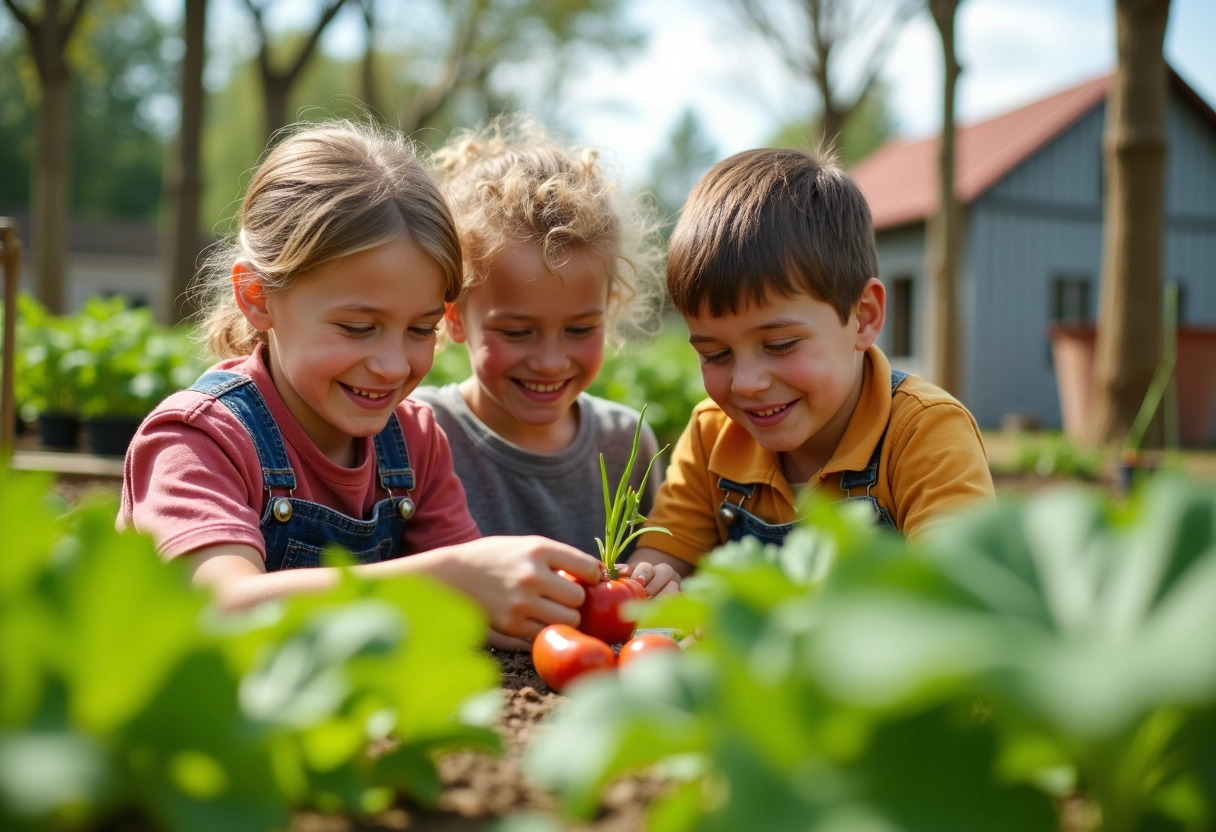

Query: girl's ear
232;261;272;331
443;301;468;344
853;277;885;351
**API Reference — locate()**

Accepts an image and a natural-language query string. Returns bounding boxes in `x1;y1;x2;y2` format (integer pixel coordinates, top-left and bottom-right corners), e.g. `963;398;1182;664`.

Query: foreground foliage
527;475;1216;831
0;471;500;832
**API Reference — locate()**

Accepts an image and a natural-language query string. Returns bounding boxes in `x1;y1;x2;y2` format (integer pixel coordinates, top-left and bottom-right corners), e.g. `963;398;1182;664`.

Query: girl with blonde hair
121;121;606;650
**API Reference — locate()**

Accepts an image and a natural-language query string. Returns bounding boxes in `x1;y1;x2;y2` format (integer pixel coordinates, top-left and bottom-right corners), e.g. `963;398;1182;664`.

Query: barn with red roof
851;67;1216;438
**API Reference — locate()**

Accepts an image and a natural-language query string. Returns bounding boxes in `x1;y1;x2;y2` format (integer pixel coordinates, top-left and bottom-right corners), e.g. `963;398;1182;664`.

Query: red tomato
531;624;616;692
617;633;680;668
580;576;646;644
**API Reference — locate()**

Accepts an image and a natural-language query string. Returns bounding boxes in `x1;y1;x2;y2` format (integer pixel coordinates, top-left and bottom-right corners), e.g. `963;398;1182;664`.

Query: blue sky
566;0;1216;186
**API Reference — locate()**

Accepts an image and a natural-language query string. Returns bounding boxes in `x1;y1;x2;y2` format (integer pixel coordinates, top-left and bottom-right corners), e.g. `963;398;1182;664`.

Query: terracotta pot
1048;323;1216;447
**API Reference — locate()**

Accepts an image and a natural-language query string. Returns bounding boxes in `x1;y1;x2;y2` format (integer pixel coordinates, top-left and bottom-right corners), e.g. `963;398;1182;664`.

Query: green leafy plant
528;477;1216;831
571;405;673;646
595;403;670;579
13;293;83;417
1013;432;1104;480
0;469;501;832
590;321;705;450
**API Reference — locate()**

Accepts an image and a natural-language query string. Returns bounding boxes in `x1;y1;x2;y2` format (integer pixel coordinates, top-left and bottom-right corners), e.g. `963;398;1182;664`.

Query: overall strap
371;412;416;491
840;369;910;492
189;370;297;492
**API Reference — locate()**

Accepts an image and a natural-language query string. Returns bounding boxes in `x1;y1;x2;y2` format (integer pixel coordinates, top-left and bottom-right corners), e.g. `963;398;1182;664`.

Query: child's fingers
653;580;682;598
544;544;604;584
628;562;653;586
529;596;582;629
641;563;680;597
487;628;532;652
543;570;587;609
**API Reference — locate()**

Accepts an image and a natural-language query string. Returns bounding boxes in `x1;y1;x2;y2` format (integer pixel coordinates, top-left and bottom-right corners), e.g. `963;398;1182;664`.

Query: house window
1050;275;1091;322
889;275;914;358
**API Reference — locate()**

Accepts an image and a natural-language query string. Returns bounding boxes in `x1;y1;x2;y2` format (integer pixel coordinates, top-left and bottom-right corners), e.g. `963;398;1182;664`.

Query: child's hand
626;561;682;597
438;535;603;647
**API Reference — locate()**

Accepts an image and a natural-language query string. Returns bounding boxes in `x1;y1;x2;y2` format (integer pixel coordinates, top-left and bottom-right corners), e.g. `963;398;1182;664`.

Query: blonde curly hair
194;120;463;359
433;115;664;342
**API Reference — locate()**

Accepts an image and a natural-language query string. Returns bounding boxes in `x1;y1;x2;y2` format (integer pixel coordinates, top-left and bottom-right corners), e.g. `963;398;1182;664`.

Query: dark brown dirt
288;648;668;832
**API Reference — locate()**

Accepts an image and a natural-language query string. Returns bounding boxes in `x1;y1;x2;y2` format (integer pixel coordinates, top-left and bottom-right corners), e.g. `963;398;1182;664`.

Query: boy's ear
443;301;468;344
853;278;885;351
232;261;271;331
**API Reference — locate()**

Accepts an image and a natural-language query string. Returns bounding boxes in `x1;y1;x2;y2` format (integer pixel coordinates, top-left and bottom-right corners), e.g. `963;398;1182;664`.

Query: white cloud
565;0;1215;186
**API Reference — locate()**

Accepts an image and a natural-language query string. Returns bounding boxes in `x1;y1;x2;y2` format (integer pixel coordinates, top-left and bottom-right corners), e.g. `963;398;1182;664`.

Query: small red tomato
531;624;616;692
617;633;680;668
580;577;646;644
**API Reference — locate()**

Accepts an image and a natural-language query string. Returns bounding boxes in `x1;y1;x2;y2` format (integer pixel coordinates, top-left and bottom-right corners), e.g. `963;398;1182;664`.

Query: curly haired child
412;116;671;574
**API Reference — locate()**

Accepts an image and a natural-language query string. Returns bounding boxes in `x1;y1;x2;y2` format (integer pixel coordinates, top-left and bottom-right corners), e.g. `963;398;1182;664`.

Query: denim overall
190;371;417;571
718;370;909;546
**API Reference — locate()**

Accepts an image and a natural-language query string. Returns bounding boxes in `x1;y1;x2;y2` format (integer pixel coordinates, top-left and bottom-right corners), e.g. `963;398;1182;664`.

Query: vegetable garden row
3;463;1216;830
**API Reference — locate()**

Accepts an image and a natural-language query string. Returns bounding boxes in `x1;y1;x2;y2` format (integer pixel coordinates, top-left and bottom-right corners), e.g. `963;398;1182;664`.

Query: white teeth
520;380;564;393
350;387;389;400
754;404;787;417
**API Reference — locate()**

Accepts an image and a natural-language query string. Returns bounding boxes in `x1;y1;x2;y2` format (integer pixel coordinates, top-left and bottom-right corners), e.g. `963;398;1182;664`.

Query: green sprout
595;403;672;578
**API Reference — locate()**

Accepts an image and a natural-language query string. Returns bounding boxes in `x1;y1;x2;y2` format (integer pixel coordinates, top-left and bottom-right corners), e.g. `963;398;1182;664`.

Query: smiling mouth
750;403;791;418
345;385;392;401
518;379;566;393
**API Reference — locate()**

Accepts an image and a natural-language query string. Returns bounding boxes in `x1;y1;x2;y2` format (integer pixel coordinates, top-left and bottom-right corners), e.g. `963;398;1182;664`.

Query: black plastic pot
38;411;81;451
85;415;142;457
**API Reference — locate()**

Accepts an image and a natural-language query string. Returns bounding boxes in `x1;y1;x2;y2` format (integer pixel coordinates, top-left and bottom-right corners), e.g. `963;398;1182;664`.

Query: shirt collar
704;347;892;491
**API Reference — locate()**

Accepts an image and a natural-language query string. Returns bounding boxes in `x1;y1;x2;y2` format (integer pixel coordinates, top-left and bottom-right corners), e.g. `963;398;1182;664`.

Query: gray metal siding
962;207;1103;428
986;106;1105;210
874;225;928;377
1166;96;1216;219
873;85;1216;436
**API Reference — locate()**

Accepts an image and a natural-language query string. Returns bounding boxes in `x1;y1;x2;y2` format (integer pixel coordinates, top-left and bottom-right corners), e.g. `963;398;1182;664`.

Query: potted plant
72;297;208;457
15;294;84;450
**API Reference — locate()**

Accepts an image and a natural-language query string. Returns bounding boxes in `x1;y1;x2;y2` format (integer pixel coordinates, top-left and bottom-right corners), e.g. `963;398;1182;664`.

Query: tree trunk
5;0;91;313
1090;0;1171;447
928;0;962;395
31;56;70;313
160;0;207;325
262;73;290;143
359;0;382;122
245;0;351;142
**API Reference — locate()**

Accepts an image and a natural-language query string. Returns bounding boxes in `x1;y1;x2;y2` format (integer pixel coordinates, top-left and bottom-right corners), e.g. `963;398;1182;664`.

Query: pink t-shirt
119;349;480;561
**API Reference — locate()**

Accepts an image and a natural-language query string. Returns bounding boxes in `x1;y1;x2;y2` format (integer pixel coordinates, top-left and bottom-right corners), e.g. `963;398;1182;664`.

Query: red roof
855;68;1216;231
853;72;1112;230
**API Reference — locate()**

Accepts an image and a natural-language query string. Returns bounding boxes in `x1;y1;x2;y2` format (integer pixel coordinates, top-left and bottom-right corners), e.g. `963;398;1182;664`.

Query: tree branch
286;0;350;81
62;0;91;42
1;0;38;39
400;0;487;132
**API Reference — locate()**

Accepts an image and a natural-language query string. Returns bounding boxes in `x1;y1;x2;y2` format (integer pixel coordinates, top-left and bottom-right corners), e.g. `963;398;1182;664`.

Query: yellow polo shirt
637;347;995;564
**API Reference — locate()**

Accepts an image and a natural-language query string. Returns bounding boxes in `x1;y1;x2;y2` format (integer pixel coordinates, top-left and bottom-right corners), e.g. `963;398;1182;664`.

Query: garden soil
298;647;669;832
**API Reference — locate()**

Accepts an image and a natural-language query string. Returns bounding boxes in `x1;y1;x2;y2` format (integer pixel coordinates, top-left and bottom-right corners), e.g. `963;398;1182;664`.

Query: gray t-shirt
411;383;662;556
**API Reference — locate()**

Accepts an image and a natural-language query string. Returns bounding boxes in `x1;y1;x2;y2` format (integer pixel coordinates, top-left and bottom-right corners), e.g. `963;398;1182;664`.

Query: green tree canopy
0;0;172;220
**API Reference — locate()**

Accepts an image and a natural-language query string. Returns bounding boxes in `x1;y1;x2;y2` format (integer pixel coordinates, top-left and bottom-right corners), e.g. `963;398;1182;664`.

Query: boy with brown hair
629;147;995;596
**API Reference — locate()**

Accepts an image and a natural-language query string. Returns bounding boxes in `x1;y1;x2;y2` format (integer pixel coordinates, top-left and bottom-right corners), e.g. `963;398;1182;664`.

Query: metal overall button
719;493;746;525
273;497;293;522
397;496;416;520
386;485;416;520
